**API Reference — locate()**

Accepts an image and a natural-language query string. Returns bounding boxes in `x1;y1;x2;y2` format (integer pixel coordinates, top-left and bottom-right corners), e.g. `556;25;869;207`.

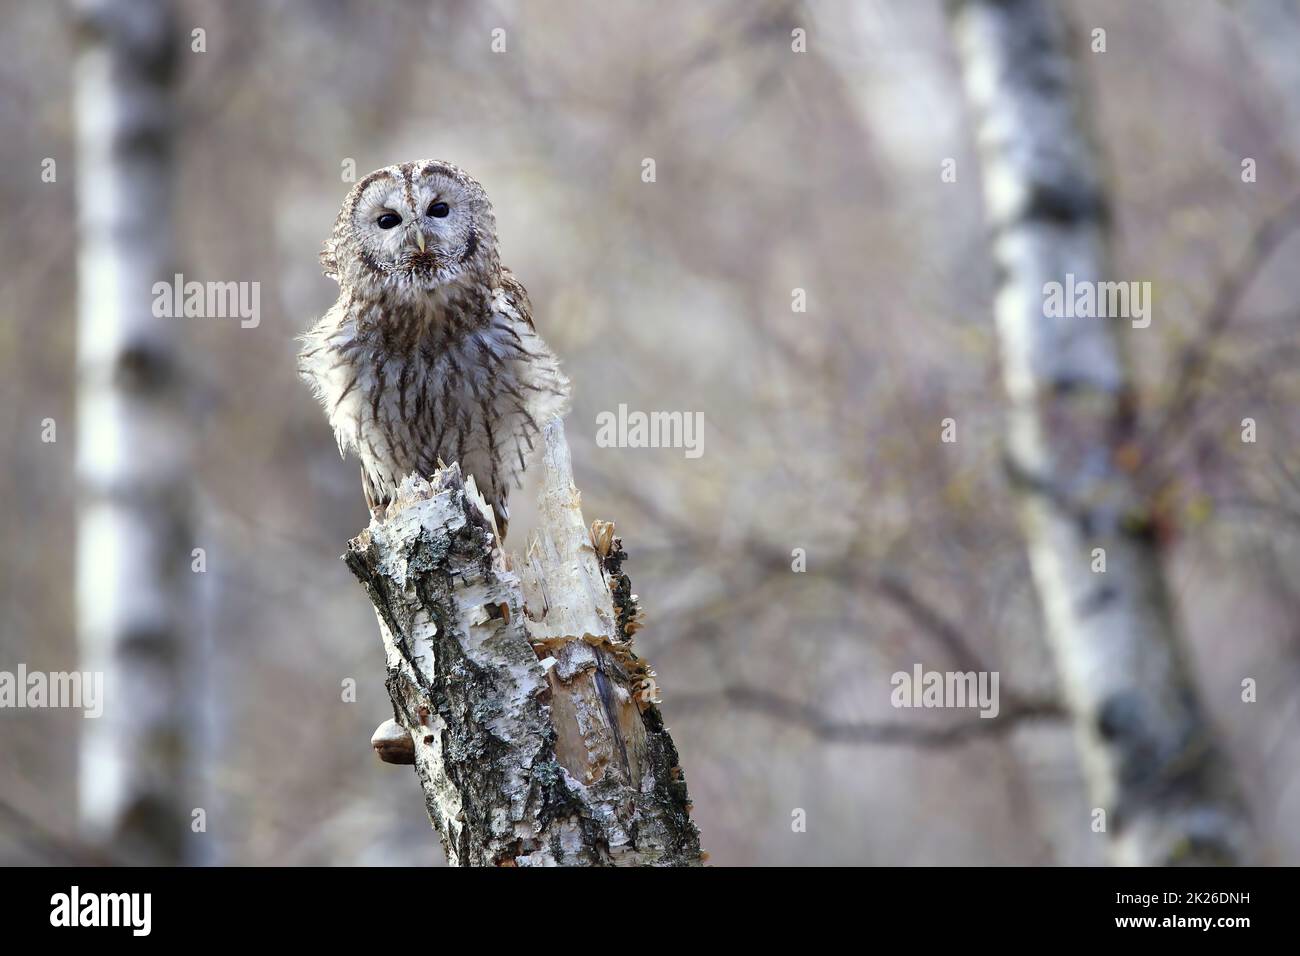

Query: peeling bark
345;420;701;866
950;0;1250;864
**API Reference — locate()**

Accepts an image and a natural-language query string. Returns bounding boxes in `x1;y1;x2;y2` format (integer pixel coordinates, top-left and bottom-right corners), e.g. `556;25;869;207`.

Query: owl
298;160;569;539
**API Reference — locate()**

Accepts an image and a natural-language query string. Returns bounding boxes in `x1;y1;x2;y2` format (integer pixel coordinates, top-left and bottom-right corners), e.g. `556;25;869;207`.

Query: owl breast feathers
297;159;569;539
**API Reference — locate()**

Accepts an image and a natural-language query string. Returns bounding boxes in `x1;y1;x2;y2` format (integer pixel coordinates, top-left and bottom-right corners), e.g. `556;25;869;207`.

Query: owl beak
414;231;426;254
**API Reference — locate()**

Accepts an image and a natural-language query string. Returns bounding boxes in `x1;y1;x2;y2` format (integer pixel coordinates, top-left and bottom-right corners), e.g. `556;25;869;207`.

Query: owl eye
376;213;402;230
427;201;450;218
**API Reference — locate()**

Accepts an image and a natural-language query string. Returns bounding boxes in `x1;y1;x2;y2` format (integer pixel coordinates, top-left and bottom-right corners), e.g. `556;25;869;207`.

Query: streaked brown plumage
298;160;569;538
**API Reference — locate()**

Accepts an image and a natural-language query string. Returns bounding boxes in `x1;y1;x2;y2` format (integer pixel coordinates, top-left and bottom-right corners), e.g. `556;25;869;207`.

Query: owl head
323;159;499;295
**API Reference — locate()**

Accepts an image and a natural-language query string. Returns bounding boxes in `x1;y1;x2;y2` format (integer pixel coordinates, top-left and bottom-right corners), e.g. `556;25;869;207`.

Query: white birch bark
73;0;194;864
949;0;1249;864
346;420;702;866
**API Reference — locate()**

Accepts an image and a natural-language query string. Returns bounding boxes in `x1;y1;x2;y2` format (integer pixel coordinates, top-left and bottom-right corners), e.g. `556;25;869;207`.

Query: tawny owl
298;160;569;539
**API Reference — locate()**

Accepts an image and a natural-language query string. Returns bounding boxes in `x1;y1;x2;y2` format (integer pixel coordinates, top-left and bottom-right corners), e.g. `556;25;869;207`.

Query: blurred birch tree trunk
73;0;193;864
949;0;1250;864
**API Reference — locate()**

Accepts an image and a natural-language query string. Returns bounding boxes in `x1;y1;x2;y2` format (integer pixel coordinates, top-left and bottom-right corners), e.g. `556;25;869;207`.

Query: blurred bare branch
671;684;1064;747
1148;192;1300;465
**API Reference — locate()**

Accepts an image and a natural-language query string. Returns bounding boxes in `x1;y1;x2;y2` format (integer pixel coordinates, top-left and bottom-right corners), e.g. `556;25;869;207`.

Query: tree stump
344;419;702;866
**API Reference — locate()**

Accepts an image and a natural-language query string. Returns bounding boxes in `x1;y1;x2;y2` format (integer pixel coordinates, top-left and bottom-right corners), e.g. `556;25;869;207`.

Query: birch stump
345;420;702;866
950;0;1249;864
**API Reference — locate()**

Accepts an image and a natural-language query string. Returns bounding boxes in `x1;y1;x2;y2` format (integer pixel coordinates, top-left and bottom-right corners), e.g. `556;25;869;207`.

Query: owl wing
498;268;536;330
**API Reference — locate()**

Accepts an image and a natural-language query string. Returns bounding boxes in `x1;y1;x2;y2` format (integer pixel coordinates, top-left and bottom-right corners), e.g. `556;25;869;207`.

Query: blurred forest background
3;0;1300;865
